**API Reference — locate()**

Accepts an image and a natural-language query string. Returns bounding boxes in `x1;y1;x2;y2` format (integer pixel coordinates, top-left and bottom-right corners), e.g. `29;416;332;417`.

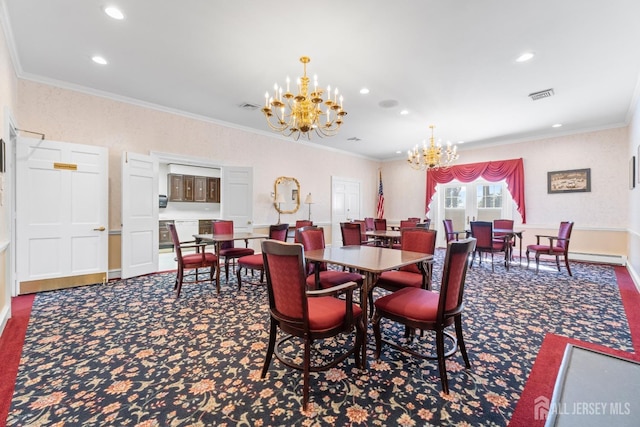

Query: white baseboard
569;252;626;266
0;302;10;338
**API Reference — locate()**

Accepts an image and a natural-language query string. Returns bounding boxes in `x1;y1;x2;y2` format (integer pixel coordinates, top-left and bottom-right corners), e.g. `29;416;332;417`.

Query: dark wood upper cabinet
168;174;219;203
207;177;220;203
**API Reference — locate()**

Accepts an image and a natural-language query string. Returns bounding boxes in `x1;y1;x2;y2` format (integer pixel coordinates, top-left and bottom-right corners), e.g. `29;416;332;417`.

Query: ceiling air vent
347;137;361;142
239;102;260;110
528;88;554;101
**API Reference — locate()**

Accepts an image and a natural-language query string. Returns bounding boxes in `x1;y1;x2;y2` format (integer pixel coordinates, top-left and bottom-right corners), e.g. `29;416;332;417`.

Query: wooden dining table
194;232;268;291
304;245;433;365
364;229;402;248
493;228;524;265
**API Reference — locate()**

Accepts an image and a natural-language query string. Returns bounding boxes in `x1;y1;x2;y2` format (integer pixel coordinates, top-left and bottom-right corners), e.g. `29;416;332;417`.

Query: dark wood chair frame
372;238;476;394
260;240;365;410
526;221;574;276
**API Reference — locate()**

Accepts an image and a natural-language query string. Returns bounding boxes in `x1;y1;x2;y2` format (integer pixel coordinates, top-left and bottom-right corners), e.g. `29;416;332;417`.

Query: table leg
360;271;380;368
215;241;221;293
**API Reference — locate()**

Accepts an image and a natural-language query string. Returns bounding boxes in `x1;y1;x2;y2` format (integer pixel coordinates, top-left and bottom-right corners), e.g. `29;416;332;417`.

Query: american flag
376;171;384;219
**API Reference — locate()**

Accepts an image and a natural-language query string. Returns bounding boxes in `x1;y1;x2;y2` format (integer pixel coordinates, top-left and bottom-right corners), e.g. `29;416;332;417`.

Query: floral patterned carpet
6;251;634;426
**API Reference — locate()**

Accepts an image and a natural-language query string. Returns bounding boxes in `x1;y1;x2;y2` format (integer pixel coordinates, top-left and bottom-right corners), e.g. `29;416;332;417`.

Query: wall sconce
304;193;314;221
275;193;286;224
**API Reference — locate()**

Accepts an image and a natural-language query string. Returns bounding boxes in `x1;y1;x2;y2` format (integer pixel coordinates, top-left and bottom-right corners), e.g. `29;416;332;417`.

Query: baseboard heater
569;252;626;266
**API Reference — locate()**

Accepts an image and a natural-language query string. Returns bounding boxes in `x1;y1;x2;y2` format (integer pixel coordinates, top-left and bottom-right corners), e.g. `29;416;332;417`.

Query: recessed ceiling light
104;6;124;20
516;52;535;62
360;88;370;95
400;109;409;115
552;123;563;128
92;56;108;65
395;150;402;154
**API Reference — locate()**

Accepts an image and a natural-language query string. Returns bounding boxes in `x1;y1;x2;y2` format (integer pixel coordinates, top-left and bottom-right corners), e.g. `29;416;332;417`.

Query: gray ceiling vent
528;88;554;101
347;137;361;142
239;102;260;110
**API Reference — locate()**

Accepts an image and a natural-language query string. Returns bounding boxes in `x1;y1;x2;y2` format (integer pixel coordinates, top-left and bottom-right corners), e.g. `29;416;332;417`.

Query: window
477;184;503;208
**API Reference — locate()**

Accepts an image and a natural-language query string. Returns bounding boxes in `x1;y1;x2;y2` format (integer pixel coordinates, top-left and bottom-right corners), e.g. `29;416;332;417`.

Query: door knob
93;226;106;231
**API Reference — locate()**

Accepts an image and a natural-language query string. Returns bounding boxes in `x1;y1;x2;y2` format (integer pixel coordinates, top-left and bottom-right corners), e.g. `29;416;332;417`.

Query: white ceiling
2;0;640;160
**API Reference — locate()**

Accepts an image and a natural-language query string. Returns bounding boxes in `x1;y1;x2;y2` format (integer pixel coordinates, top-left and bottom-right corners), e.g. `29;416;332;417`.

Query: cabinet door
159;221;174;248
194;176;207;202
207;177;220;203
168;174;184;201
183;175;195;201
198;220;212;234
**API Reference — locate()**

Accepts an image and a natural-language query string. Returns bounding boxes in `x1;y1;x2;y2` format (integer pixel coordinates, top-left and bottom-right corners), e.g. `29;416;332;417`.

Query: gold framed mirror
274;176;300;214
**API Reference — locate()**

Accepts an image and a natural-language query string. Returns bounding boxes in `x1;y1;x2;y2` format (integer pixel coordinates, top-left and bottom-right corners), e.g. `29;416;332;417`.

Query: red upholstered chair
293;220;313;243
340;222;364;246
374;218;387;230
391;219;422;249
212;220;255;281
377;228;437;292
166;223;218;297
236;223;289;290
372;238;476;394
297;226;364;290
407;217;421;222
351;220;375;246
443;219;467;243
364;217;375;231
526;221;574;276
260;239;365;410
469;221;509;272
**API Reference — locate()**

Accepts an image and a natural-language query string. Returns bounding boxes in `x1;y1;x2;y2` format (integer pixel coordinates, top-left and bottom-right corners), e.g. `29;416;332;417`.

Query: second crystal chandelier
407;125;459;171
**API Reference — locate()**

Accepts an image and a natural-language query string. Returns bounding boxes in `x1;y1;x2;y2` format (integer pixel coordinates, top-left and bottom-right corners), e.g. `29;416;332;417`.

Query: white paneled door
222;167;253;232
16;137;108;293
331;177;361;246
121;152;159;279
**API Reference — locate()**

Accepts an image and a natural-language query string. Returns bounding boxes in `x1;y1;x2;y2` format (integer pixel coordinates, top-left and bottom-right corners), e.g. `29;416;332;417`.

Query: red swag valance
425;158;526;224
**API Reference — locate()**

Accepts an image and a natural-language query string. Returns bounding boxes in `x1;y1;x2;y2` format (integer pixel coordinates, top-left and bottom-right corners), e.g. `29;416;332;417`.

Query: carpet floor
2;251;638;426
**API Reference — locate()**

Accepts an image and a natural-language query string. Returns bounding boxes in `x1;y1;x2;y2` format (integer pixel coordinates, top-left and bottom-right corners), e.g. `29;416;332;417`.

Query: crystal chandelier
407;125;459;170
261;56;347;140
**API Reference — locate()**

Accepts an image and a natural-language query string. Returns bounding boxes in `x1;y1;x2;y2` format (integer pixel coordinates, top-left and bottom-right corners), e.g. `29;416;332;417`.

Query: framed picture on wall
547;168;591;194
631;156;636;190
0;138;5;173
637;145;640;184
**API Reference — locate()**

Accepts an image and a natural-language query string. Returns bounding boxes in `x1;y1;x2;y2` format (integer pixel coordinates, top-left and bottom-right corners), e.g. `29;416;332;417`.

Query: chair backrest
557;221;574;250
341;222;362;246
493;219;514;230
352;220;368;242
296;226;327;272
443;219;456;243
269;223;290;242
400;228;437;273
364;217;375;231
261;240;309;327
374;218;387;230
416;218;432;229
212;220;234;249
469;221;493;249
294;220;313;242
166;223;184;265
399;219;420;229
407;217;421;222
438;238;476;319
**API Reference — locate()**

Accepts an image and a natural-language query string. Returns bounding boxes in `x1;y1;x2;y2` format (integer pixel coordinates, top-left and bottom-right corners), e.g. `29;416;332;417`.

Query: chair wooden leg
436;329;449;394
526;249;531;268
555;255;561;272
303;337;311;411
455;316;471;369
535;253;540;274
175;267;184;297
261;321;278;378
564;256;573;277
372;311;383;359
236;265;243;290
